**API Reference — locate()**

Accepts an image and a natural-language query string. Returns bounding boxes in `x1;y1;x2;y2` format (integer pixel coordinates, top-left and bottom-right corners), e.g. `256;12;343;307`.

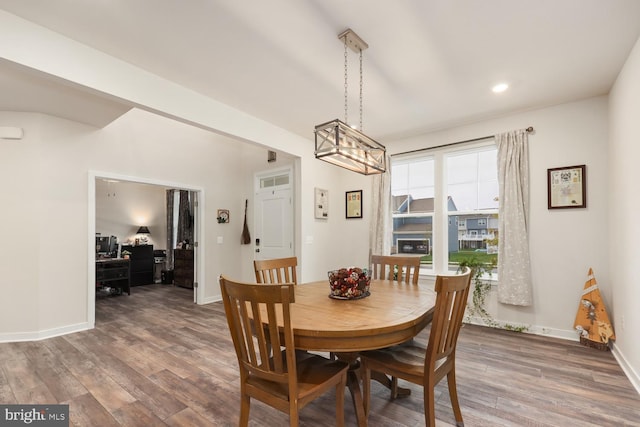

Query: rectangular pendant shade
314;119;386;175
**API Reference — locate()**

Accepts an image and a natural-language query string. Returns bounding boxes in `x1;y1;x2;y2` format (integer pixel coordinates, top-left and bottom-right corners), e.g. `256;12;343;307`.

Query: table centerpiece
328;267;371;300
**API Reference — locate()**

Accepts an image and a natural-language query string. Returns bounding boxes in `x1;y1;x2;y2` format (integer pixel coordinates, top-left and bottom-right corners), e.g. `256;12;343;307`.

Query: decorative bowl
328;267;371;300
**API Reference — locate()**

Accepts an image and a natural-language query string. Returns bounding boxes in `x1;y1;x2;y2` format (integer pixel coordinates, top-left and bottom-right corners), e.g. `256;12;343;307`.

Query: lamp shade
315;119;386;175
136;226;150;234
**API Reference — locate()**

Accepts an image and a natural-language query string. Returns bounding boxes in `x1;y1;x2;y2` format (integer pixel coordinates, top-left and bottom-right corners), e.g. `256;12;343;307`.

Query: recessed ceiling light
492;83;509;93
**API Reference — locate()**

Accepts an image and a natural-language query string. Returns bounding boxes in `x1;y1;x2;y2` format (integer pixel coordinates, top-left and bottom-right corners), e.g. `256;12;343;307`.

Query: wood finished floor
1;284;638;426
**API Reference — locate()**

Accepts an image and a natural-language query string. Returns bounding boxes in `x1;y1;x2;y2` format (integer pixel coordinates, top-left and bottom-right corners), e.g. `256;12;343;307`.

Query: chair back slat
254;257;298;285
370;255;421;285
427;267;472;370
266;303;285;373
220;276;296;384
238;300;258;365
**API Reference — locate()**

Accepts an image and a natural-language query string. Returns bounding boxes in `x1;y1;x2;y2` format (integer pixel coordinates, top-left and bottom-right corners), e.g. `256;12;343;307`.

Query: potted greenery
458;255;528;332
121;250;131;260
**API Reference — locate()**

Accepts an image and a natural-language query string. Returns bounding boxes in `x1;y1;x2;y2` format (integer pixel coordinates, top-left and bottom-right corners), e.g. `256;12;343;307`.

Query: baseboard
199;295;222;305
0;321;92;343
522;324;580;341
611;343;640;395
463;316;579;341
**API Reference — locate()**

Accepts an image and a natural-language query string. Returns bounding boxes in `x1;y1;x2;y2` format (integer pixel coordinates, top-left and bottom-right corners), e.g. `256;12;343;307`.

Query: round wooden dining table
287;279;437;426
290;279;436;352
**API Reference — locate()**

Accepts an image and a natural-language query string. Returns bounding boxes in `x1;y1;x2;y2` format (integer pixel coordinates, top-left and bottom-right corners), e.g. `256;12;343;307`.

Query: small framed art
315;188;328;219
345;190;363;219
547;165;586;209
217;209;230;223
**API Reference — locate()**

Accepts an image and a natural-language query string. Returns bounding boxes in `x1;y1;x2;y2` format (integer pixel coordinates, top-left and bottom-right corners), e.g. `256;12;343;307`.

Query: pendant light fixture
314;28;386;175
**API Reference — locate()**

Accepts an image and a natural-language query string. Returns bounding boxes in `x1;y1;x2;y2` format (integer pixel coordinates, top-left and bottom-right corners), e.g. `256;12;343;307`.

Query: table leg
334;353;367;426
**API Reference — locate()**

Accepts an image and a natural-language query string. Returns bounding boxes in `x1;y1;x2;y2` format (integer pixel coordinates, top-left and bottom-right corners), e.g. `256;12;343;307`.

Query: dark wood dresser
122;245;154;286
173;249;194;289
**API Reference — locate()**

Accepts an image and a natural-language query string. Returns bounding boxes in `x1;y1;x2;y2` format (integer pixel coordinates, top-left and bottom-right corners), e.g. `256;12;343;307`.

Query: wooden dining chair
254;257;298;285
254;257;309;358
360;267;472;427
363;255;421;367
219;275;348;427
370;254;421;285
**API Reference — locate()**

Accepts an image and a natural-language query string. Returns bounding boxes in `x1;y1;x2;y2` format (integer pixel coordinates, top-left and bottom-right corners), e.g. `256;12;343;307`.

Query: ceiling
1;0;640;141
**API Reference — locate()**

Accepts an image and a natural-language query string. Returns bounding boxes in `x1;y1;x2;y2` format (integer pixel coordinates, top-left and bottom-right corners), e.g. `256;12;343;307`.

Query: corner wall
608;35;640;392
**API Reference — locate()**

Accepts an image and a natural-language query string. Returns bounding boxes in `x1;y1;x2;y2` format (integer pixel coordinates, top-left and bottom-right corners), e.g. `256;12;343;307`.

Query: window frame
391;140;498;277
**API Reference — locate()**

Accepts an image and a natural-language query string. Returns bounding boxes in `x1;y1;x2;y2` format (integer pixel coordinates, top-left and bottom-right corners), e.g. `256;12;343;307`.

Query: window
260;174;289;188
391;155;435;268
391;142;498;275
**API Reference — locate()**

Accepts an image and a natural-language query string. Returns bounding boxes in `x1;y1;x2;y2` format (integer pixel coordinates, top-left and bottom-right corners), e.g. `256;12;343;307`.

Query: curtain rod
391;126;534;157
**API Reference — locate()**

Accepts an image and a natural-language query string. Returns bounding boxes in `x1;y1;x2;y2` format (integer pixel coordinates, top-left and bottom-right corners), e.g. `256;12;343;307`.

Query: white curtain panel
496;130;533;306
369;157;393;261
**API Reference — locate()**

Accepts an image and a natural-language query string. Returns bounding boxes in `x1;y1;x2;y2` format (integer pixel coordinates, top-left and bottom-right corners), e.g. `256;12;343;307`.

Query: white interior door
254;169;293;260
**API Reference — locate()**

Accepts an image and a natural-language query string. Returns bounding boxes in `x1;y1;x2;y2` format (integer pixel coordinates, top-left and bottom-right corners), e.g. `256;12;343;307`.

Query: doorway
88;171;204;328
254;167;294;261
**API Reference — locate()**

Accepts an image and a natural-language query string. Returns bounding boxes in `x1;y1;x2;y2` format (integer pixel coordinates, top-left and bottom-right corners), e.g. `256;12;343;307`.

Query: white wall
0;108;374;340
608;35;640;391
301;161;371;278
0;96;614;346
0;109;251;338
234;143;372;284
0;11;374;309
95;180;167;249
388;96;609;340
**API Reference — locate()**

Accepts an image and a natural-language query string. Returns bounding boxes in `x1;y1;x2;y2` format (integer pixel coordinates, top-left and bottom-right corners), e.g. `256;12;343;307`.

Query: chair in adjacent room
360;267;472;427
219;276;348;427
254;256;298;285
370;254;421;285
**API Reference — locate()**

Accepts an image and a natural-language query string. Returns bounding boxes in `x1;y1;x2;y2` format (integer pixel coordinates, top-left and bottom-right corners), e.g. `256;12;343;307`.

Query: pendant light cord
344;38;348;125
359;48;363;131
342;31;365;131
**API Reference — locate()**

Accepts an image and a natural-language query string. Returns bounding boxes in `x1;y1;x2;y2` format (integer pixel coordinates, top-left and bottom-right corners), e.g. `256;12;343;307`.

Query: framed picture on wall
547;164;586;209
217;209;230;223
315;188;328;219
345;190;363;219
